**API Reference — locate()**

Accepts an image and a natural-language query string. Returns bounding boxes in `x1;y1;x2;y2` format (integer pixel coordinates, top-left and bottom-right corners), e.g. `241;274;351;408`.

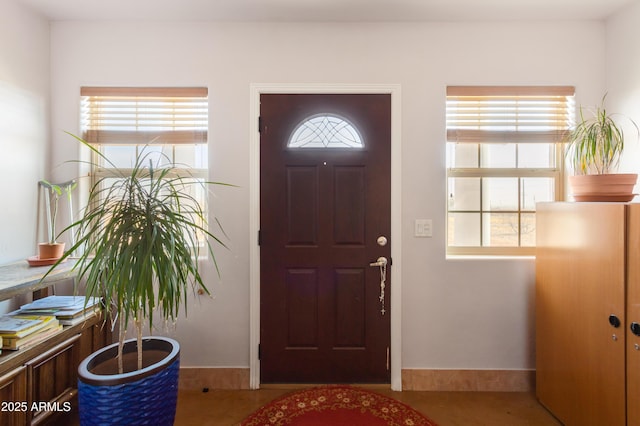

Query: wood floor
174;387;563;425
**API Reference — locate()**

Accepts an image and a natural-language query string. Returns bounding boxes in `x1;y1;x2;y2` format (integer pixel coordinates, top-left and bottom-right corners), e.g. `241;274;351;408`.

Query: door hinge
258;343;261;360
258;230;262;246
258;116;263;133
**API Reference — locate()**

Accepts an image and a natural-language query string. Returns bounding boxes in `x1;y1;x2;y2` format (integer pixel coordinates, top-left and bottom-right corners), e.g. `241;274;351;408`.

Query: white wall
0;0;50;265
49;20;605;371
0;1;50;313
606;1;640;175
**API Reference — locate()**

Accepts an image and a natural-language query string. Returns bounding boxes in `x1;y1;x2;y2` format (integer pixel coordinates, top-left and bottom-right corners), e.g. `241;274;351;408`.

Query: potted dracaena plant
46;133;228;426
565;94;640;201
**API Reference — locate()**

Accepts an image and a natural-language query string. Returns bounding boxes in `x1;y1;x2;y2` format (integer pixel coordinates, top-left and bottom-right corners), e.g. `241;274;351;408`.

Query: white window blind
81;87;208;145
447;86;575;144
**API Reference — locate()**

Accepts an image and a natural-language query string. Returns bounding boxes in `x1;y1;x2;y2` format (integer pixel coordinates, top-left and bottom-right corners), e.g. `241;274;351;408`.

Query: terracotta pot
38;242;65;260
568;173;638;202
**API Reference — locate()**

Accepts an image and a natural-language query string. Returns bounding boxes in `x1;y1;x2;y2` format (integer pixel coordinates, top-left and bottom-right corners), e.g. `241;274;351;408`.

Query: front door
260;93;391;383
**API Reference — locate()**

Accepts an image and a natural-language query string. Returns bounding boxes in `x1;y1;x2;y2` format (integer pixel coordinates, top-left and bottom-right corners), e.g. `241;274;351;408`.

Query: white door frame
249;83;402;390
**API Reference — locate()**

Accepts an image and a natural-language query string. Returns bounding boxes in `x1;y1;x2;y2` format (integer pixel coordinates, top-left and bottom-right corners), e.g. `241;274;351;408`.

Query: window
446;86;574;256
80;86;209;243
288;114;363;148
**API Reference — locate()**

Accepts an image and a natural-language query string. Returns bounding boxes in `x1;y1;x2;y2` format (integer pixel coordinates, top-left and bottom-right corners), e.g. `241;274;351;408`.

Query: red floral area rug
240;385;438;426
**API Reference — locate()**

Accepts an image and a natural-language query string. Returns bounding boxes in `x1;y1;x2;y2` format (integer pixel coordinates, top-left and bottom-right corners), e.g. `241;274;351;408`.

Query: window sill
446;254;535;261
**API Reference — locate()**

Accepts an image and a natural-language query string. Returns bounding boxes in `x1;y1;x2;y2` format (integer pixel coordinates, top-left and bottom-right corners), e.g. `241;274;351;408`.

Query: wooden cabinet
27;335;81;426
0;366;28;426
0;261;110;426
536;202;640;425
0;316;108;426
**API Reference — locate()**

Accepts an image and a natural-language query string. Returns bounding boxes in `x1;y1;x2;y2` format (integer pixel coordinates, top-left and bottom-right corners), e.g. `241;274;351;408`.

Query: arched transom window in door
288;114;364;148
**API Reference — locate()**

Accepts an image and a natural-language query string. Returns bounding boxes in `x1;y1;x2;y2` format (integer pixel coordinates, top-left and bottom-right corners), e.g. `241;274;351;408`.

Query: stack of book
0;314;61;351
18;296;101;326
0;296;101;352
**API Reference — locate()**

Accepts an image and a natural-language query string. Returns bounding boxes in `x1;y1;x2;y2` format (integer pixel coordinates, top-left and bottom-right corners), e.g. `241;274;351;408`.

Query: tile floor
174;386;563;426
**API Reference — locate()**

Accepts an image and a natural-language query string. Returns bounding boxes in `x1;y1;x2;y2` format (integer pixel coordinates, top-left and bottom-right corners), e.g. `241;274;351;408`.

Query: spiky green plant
49;133;228;374
40;180;76;244
566;95;638;175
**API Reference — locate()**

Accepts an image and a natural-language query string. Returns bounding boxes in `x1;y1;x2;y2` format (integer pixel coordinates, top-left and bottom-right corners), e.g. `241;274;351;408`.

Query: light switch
415;219;433;237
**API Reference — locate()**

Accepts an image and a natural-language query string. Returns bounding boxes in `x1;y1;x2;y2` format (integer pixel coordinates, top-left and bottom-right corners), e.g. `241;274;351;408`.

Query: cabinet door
26;334;81;425
78;320;112;361
536;203;626;426
627;204;640;426
0;366;27;426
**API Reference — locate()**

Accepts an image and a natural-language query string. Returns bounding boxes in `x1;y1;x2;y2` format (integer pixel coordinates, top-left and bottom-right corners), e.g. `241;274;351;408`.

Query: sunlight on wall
0;81;47;263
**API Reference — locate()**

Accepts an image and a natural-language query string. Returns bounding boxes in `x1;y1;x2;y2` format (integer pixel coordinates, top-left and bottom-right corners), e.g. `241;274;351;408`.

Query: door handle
369;257;387;267
609;314;621;328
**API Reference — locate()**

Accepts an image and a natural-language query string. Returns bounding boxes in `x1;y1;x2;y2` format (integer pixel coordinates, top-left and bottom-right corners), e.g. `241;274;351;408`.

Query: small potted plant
36;180;75;261
565;95;640;201
47;133;229;426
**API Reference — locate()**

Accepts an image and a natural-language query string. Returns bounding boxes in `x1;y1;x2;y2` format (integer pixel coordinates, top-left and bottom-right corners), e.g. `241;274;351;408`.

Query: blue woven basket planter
78;336;180;426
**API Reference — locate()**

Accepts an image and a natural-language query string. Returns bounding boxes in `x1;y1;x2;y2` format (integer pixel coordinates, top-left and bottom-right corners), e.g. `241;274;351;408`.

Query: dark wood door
260;93;391;383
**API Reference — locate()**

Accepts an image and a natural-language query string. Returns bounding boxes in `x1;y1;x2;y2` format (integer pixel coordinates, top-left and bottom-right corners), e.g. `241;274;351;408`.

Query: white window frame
80;86;210;245
446;86;574;256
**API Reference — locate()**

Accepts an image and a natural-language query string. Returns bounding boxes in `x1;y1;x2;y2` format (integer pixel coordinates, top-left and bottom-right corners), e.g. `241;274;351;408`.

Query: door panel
627;204;640;426
260;93;391;383
286;268;319;347
286;166;318;245
334;268;366;347
334;166;366;244
536;203;626;426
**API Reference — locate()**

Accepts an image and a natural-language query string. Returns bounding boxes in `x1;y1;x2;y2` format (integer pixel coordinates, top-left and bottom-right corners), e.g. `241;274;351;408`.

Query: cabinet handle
609;314;621;328
631;322;640;337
